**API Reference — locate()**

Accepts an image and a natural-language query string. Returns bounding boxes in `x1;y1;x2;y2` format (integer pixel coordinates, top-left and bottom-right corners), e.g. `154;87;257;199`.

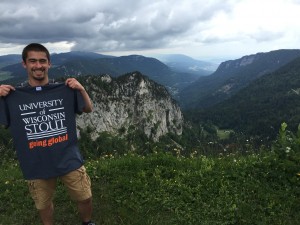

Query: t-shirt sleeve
75;90;86;114
0;97;9;127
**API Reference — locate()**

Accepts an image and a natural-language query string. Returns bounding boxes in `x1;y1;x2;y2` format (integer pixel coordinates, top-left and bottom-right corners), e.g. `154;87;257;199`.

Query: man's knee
27;179;56;210
78;197;92;205
61;166;92;201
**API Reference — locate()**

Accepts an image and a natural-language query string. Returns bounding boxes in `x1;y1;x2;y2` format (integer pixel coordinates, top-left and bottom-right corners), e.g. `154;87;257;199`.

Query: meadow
0;123;299;225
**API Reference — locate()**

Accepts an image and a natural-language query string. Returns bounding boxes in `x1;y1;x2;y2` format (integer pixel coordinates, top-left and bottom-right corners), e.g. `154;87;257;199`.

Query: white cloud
0;0;300;60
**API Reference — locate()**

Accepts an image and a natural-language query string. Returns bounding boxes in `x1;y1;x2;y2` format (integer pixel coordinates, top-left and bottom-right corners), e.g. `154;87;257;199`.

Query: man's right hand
0;85;15;97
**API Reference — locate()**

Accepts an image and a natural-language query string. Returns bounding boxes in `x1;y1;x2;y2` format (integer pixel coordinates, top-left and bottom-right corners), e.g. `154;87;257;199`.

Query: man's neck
28;79;49;87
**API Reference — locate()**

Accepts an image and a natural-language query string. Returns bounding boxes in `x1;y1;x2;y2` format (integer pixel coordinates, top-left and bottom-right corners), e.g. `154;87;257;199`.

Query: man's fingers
0;85;15;96
65;78;84;91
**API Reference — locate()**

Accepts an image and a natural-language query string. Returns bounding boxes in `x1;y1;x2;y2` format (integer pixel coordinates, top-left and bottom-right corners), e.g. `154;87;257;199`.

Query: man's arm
0;85;15;97
65;78;93;113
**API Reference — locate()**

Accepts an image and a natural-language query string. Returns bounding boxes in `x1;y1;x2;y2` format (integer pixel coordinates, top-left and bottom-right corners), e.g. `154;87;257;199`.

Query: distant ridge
179;49;300;109
153;53;218;75
0;52;203;93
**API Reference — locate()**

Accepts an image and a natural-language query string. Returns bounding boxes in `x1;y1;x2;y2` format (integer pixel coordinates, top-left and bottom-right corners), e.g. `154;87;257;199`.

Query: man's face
22;51;51;83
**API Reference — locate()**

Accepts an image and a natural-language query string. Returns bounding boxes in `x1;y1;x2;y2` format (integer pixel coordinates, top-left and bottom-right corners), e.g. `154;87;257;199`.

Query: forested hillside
179;49;300;109
187;56;300;139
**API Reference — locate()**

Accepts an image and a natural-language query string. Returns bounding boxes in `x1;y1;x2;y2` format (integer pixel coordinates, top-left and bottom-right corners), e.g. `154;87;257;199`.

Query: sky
0;0;300;62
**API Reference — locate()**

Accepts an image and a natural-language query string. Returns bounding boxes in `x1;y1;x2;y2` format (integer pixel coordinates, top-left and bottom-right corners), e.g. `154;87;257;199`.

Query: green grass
0;151;299;225
217;129;234;140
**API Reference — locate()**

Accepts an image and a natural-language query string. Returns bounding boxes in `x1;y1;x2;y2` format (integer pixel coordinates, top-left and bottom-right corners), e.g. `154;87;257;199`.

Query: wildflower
281;122;287;131
285;147;291;153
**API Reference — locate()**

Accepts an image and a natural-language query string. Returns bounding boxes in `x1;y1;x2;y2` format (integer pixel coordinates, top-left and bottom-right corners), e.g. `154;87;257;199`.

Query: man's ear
22;61;26;68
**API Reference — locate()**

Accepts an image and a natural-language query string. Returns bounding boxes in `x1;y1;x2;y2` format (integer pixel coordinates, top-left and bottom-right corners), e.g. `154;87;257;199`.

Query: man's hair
22;43;50;62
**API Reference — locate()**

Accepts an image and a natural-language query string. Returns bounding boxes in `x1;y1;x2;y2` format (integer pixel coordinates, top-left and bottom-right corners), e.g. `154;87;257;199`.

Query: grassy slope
0;151;299;225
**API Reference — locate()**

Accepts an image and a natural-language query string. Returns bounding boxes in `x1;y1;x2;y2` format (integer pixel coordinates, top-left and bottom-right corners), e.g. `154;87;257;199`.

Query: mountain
0;54;22;81
48;55;201;94
0;51;113;79
0;51;112;82
50;51;114;65
153;54;218;76
75;72;183;141
189;56;300;139
51;55;170;79
0;54;21;68
179;49;300;109
0;52;200;95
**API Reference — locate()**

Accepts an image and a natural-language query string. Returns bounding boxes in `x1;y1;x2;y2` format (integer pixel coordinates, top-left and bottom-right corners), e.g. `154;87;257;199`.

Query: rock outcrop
76;72;183;141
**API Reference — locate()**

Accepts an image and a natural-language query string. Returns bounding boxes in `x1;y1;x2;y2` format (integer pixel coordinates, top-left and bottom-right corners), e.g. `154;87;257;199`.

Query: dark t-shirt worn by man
0;83;86;180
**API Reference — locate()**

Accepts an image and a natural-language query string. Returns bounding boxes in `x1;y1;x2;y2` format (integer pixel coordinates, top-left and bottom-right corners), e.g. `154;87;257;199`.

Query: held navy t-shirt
0;83;86;180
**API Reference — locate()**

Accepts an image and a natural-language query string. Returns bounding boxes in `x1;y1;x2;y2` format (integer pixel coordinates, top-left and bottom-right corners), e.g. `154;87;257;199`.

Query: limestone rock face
76;72;183;141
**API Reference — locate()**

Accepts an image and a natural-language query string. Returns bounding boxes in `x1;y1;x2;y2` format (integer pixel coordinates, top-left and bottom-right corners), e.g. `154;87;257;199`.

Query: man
0;43;95;225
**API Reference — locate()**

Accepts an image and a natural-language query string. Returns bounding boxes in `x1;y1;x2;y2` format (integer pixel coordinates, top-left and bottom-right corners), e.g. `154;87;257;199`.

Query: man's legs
27;179;57;225
61;166;93;223
38;202;54;225
78;197;93;222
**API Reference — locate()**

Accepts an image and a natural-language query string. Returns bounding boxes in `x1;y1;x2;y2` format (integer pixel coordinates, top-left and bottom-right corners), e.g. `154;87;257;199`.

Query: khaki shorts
27;166;92;210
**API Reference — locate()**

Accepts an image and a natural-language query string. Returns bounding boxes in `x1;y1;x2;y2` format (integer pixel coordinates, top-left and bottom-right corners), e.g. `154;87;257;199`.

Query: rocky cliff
76;72;183;141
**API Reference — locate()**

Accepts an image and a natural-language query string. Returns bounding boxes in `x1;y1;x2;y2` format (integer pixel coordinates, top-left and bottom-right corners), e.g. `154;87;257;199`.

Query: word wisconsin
28;133;68;150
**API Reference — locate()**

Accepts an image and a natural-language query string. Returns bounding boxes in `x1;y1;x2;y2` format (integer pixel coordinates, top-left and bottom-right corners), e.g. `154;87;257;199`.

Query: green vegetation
188;56;300;141
0;71;13;81
179;50;300;110
0;123;299;225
